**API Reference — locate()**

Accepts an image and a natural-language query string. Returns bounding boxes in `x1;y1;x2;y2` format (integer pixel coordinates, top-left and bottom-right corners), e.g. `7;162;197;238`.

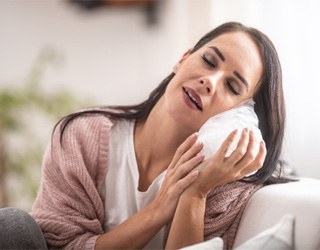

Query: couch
183;177;320;250
2;178;319;249
233;177;320;249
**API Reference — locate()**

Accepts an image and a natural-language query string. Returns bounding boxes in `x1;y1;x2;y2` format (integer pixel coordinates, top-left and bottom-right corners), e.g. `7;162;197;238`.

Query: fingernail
190;132;198;141
197;153;205;160
192;170;199;178
196;141;203;147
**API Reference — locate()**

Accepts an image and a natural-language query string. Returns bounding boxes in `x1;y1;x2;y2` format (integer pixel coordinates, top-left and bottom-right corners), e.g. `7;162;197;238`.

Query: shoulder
205;181;262;214
53;110;116;147
59;111;115;136
49;111;118;175
204;182;262;248
43;111;119;195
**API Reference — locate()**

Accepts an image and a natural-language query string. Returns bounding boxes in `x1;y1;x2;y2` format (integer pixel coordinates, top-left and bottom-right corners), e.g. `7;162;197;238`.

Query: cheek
206;98;234;117
166;74;184;91
174;62;200;81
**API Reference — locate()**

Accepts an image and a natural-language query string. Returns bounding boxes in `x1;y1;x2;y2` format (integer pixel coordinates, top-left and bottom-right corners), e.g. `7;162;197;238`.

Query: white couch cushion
234;214;295;250
180;237;223;250
233;177;320;249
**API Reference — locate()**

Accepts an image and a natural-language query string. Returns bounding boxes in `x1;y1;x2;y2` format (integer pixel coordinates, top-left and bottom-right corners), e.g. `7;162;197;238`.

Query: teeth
186;91;199;105
183;88;201;111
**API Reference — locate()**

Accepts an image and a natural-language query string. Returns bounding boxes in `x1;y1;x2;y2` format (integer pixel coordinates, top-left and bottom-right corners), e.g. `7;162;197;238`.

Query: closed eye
226;81;240;95
201;55;216;68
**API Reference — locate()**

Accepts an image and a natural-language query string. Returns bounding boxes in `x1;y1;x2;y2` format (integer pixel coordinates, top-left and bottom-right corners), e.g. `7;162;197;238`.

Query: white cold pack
198;99;263;159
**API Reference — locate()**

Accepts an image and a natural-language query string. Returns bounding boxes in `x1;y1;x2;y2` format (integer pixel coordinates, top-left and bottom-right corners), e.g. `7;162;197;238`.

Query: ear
173;48;192;73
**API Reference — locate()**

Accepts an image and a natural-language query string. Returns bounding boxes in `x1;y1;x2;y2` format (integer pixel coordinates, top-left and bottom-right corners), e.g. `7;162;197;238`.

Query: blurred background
0;0;319;211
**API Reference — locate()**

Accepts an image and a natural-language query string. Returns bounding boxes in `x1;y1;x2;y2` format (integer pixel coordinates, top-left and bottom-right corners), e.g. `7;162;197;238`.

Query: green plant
0;48;91;210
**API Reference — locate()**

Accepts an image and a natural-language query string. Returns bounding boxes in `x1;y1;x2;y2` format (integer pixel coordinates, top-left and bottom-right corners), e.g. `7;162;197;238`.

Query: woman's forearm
96;133;205;249
95;203;166;249
165;192;207;249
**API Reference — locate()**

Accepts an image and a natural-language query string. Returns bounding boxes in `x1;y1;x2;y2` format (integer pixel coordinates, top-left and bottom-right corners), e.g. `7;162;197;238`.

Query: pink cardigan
31;114;261;250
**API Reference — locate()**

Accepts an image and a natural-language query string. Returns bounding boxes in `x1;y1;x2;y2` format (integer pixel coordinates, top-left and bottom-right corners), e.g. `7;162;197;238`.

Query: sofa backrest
233;177;320;249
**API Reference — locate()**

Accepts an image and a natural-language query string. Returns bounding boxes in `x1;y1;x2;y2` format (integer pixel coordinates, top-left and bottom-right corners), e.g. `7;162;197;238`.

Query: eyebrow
209;46;249;91
233;71;249;91
209;46;225;62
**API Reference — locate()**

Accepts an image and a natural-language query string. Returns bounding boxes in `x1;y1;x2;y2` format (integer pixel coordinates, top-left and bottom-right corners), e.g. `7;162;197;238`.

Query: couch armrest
233;177;320;249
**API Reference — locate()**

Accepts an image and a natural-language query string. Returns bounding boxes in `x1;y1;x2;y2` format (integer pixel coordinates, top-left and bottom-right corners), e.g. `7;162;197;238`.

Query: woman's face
164;31;263;132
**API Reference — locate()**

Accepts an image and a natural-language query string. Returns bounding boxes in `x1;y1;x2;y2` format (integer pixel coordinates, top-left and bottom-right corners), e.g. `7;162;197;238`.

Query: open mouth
182;87;203;111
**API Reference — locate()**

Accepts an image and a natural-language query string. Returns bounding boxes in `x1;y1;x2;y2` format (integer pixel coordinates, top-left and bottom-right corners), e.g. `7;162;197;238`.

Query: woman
0;22;285;250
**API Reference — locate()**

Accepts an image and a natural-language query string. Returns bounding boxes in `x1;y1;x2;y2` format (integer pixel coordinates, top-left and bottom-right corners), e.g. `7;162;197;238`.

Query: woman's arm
95;203;164;249
165;192;206;249
32;116;201;249
96;132;204;249
165;129;267;249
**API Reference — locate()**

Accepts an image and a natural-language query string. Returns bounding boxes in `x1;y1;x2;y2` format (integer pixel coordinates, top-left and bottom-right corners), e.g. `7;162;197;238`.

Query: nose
199;75;218;95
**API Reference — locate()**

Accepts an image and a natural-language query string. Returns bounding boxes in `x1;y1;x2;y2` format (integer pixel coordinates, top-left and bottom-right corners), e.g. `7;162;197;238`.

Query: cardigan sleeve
204;181;262;250
31;115;113;249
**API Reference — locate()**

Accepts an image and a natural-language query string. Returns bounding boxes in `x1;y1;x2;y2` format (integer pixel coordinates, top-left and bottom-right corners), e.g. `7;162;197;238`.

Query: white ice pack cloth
198;99;263;159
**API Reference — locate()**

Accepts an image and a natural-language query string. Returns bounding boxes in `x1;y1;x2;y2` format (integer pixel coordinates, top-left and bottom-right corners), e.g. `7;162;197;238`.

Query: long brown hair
56;22;286;184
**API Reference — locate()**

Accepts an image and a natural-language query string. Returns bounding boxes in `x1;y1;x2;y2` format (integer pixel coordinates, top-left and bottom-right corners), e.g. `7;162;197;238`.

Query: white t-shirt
104;119;167;249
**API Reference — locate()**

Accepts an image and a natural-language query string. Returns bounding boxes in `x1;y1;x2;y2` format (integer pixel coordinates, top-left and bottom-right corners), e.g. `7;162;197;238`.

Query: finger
227;128;250;164
234;130;256;170
175;140;203;167
165;153;204;187
174;170;199;194
169;132;198;169
214;129;239;161
240;141;267;176
175;153;205;179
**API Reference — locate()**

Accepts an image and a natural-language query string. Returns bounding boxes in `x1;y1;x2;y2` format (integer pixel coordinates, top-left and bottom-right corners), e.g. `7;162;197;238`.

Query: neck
134;98;191;190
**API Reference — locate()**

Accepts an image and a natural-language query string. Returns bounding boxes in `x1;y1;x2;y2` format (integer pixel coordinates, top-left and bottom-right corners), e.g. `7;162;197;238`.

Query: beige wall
1;0;319;181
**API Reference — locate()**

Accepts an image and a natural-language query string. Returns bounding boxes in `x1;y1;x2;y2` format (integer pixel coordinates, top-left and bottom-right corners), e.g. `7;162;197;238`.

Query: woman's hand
150;132;204;222
185;128;267;198
96;133;205;250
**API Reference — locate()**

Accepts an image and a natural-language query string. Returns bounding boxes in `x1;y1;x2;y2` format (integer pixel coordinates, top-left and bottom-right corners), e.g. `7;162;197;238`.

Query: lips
182;86;203;111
